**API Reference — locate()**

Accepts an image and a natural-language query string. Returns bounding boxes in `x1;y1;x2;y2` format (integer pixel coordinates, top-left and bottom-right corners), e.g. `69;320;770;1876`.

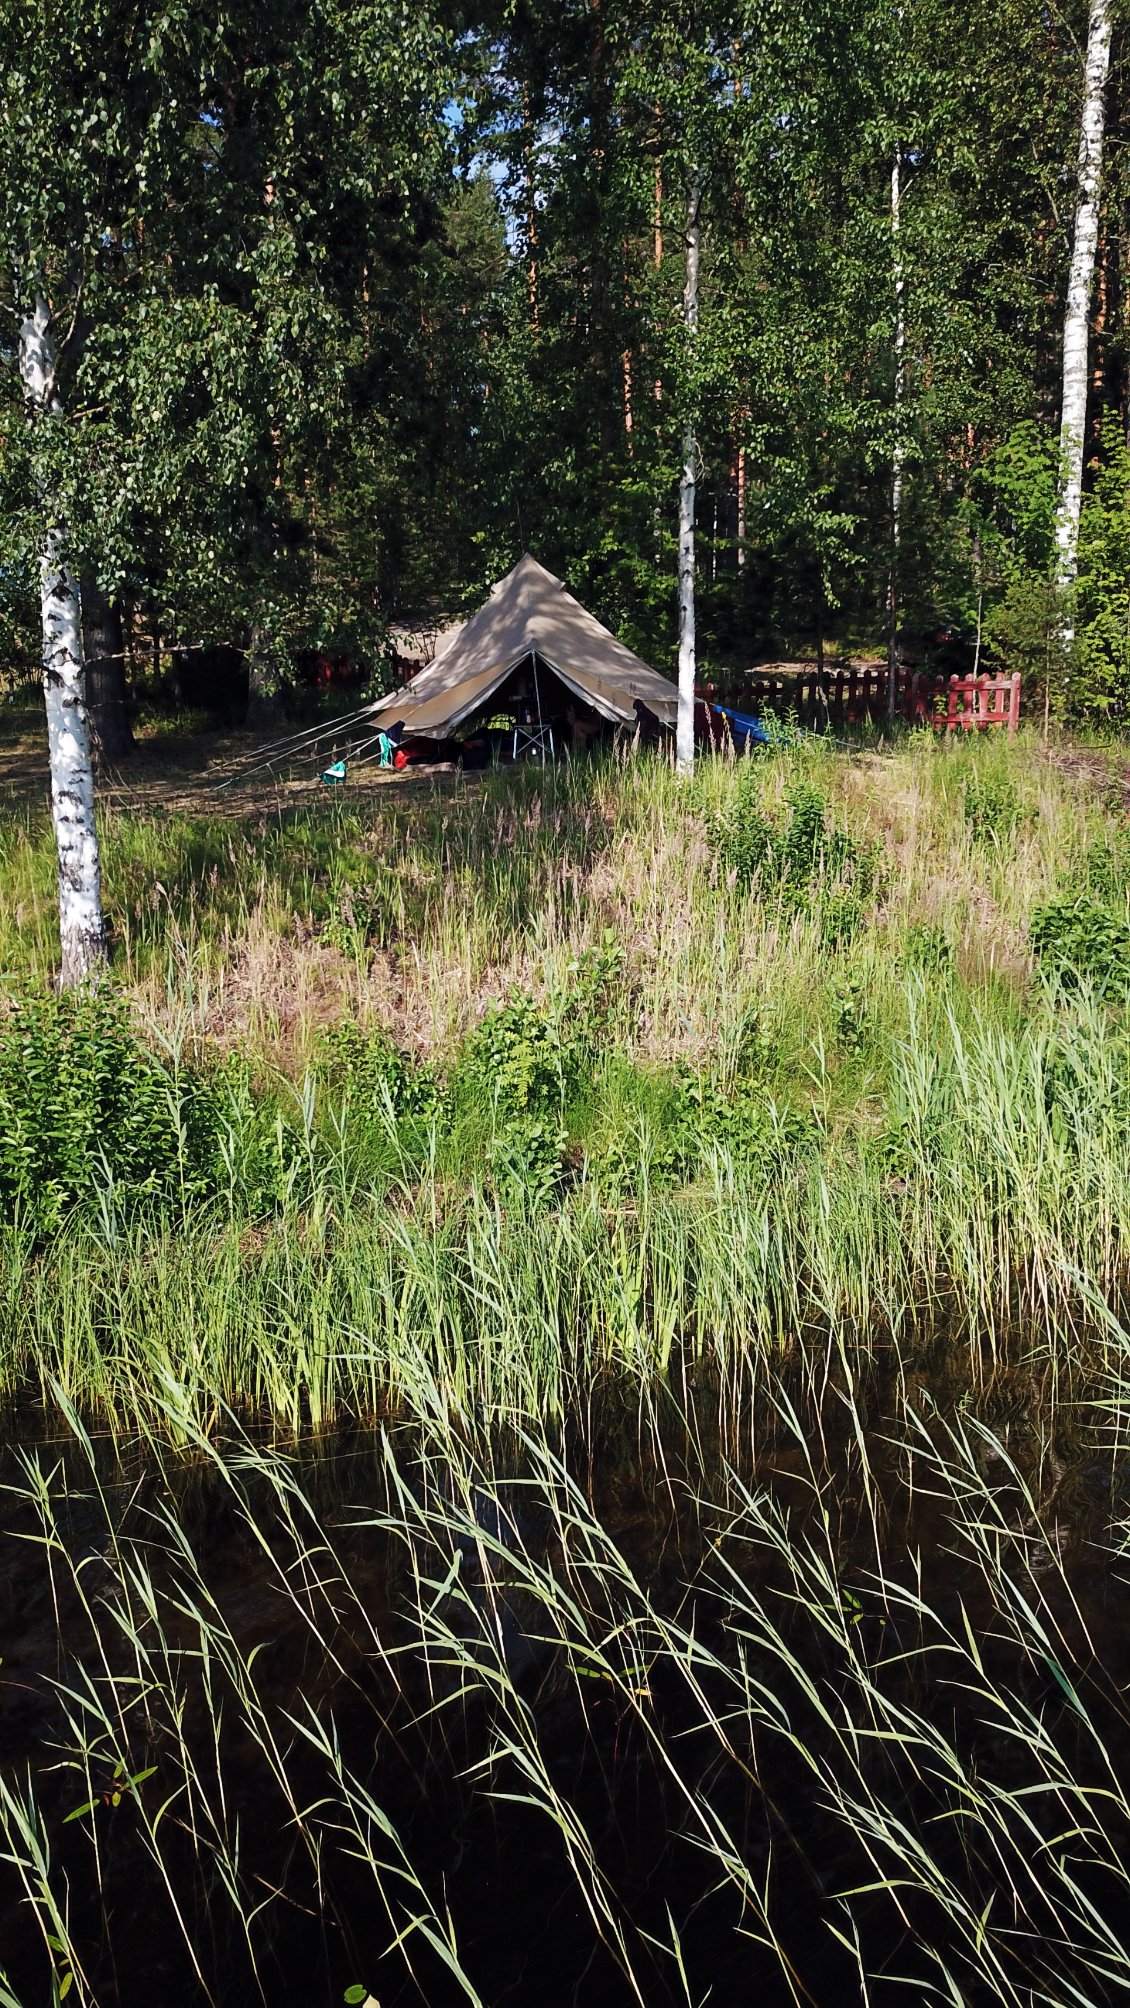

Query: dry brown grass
1;721;1118;1085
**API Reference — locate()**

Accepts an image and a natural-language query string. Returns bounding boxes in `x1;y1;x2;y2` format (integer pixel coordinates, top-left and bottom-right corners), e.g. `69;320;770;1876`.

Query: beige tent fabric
368;554;677;738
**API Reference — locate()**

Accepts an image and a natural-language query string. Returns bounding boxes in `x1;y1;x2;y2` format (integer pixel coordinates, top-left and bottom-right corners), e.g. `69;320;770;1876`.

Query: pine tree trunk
19;300;107;988
82;580;134;765
1055;0;1113;609
676;173;701;781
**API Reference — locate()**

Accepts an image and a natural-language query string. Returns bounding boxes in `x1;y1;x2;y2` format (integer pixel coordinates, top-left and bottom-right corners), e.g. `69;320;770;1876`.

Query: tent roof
368;554;678;738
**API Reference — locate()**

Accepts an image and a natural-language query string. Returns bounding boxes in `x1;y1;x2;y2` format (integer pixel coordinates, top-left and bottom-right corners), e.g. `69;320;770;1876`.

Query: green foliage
1082;823;1130;903
900;921;954;975
1073;444;1130;722
0;988;296;1234
590;1057;817;1193
450;938;626;1189
702;767;775;889
1029;898;1130;996
963;768;1021;846
563;931;627;1045
705;773;876;942
143;709;214;739
1;0;456;667
321;883;386;957
461;994;569;1123
674;1070;818;1177
831;976;868;1056
976;422;1059;577
454;993;570;1198
320;1022;439;1123
967;425;1061;701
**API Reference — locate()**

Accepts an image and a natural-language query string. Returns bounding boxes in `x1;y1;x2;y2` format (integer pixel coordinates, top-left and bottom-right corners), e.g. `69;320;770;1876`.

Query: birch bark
1055;0;1113;611
18;298;108;987
675;173;701;780
887;145;905;723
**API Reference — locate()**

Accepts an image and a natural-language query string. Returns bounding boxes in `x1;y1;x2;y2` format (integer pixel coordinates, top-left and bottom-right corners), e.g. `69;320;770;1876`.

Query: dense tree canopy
3;0;1129;716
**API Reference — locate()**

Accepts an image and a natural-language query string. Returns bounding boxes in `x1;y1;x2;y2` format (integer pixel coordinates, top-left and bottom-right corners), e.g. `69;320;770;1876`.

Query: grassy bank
0;727;1097;1066
3;727;1130;1408
4;730;1130;2005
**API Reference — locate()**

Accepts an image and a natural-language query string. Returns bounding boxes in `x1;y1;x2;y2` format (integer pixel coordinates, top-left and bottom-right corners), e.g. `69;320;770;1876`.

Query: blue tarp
711;703;771;748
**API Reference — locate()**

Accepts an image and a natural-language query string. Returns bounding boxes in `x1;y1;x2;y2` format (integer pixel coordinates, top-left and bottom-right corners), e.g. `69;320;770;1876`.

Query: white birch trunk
675;174;701;780
887;145;905;723
1055;0;1113;612
18;299;107;987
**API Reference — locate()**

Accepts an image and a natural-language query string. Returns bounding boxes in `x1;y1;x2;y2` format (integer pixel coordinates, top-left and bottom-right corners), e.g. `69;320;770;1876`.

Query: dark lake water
2;1375;1128;2007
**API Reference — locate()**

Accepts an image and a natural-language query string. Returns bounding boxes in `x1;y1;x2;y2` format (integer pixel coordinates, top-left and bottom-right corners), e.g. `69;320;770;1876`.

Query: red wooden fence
903;670;1021;735
730;666;1021;735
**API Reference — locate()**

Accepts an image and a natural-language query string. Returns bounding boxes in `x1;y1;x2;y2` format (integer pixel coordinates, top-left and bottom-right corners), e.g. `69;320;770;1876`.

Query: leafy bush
675;1071;818;1176
831;977;868;1056
320;1022;439;1121
454;995;570;1196
705;775;876;944
563;931;626;1046
322;882;385;955
591;1063;818;1193
1029;897;1130;996
1073;443;1130;721
461;994;568;1119
900;922;954;975
0;988;296;1234
702;766;774;890
143;708;215;738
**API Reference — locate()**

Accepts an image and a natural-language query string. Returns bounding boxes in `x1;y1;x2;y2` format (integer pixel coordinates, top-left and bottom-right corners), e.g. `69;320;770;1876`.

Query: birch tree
676;173;702;777
18;301;106;984
1055;0;1114;610
0;0;449;982
887;143;906;722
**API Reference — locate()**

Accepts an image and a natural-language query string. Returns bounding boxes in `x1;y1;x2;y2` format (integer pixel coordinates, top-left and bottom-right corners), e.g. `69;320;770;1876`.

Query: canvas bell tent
367;554;678;743
221;554;678;788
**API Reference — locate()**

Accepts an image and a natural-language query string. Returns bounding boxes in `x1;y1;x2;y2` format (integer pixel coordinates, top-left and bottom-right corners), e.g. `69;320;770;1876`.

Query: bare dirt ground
1040;741;1130;813
0;714;472;819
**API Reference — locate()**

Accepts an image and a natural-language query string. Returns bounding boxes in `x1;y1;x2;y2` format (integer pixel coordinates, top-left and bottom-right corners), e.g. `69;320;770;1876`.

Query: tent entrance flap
533;655;629;726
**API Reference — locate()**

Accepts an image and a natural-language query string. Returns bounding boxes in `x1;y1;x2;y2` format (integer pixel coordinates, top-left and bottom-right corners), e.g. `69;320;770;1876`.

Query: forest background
3;0;1130;741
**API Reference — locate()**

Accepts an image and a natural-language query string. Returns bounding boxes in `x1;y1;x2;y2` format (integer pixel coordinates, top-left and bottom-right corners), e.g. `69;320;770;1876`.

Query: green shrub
562;931;625;1046
704;776;876;945
322;882;385;955
702;766;774;890
320;1022;439;1121
591;1062;818;1193
831;977;868;1056
143;708;215;737
900;922;954;975
0;988;296;1234
675;1070;818;1175
453;995;569;1196
461;994;568;1119
1029;897;1130;995
1072;441;1130;721
963;769;1021;846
